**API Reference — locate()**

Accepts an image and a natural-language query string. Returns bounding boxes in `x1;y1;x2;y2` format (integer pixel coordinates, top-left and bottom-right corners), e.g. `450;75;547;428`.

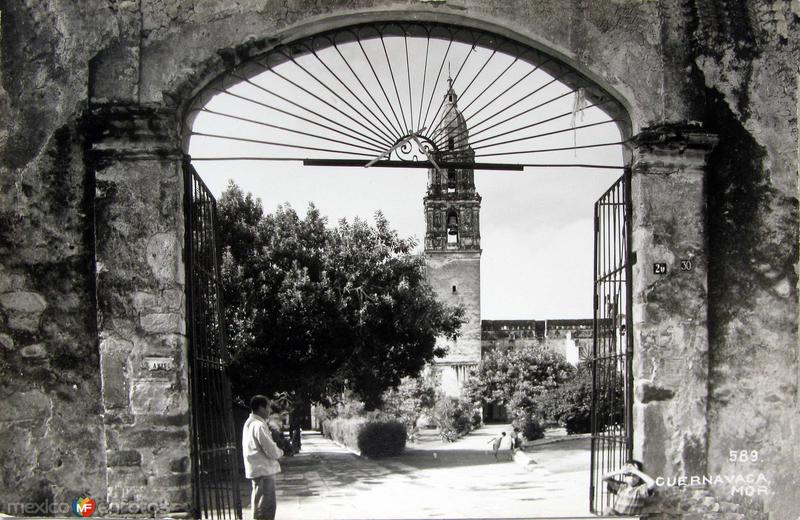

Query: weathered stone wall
0;1;113;509
1;0;798;518
695;2;799;518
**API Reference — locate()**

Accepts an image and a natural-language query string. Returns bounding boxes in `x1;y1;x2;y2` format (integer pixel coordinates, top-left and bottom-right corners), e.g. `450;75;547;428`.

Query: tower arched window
446;210;459;244
447;168;456;192
448;137;454;151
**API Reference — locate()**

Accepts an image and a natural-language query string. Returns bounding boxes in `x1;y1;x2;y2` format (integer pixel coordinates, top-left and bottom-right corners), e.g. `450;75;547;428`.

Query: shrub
433;396;482;442
323;417;406;457
513;414;545;441
357;421;407;458
322;417;365;452
563;411;591;435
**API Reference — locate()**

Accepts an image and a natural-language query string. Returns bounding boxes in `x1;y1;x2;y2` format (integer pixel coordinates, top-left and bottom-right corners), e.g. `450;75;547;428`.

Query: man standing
243;395;284;520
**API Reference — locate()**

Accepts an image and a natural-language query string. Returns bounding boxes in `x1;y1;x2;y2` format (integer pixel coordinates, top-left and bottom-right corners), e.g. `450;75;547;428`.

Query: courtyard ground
243;424;606;520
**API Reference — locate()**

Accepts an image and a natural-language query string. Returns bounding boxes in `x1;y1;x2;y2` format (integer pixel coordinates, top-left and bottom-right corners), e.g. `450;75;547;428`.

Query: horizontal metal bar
302;159;524;170
189;157;624;170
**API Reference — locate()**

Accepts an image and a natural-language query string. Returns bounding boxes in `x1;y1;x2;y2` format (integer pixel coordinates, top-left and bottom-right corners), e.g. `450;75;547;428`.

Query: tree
380;365;440;440
464;344;575;422
538;361;593;434
217;181;464;411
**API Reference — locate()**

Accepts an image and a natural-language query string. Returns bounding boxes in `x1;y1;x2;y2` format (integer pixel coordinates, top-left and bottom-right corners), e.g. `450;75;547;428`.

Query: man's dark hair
250;394;270;412
501;432;506;436
626;459;643;471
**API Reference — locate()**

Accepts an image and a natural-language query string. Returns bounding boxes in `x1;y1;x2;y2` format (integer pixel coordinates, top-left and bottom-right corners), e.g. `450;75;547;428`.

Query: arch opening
182;17;632;520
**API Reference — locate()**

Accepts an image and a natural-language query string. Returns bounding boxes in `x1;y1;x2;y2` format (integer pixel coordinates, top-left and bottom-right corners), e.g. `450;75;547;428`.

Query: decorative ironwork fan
185;22;626;172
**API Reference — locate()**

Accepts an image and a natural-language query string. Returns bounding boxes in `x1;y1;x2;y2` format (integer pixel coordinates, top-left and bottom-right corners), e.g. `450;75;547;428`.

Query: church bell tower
424;80;482;395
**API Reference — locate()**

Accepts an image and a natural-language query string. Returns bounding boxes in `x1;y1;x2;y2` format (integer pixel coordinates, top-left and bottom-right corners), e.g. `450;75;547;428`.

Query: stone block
130;380;188;415
119;426;189;449
20;343;47;358
169;456;190;473
7;311;43;332
100;339;132;410
107;449;142;467
146;232;179;284
131;291;158;313
108;466;147;487
148;472;192;488
0;333;15;349
140;313;181;334
0;390;50;421
162;289;182;310
0;291;47;313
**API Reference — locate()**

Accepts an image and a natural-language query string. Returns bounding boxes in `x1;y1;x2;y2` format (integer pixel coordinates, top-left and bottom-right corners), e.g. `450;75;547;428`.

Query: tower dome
438;79;471;156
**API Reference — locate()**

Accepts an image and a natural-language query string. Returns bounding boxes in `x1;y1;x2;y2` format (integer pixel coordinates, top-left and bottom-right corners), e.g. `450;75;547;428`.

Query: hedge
357;421;406;458
323;417;366;453
322;417;406;458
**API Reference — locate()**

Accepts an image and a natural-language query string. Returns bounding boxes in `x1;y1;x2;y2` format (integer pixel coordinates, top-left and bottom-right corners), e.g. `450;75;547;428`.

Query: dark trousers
251;475;277;520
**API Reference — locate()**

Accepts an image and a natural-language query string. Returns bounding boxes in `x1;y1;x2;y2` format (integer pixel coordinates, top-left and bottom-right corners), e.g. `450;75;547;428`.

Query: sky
187;32;625;319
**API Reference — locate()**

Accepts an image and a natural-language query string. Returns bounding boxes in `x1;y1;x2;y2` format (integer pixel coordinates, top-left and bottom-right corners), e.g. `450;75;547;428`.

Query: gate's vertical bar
624;167;634;457
590;195;599;514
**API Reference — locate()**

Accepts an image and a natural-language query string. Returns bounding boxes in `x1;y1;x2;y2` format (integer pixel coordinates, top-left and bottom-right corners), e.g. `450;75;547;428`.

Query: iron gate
184;160;242;520
589;169;633;515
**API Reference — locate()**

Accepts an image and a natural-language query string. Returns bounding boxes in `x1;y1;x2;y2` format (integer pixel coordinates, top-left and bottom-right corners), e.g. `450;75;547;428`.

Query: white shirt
242;413;283;478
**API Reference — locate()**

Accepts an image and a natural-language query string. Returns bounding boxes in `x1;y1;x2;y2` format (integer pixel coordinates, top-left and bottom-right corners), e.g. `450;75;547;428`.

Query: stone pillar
87;103;192;512
629;124;717;479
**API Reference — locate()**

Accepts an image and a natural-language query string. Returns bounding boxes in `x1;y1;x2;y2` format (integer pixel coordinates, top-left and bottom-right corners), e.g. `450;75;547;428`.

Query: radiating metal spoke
292;39;399;147
420;36;454;136
422;34;483;136
354;30;407;138
471;120;621;151
190;108;385;154
469;101;607;147
435;68;569;148
212;82;385;152
191;131;376;157
475;141;625;158
379;32;410;132
404;33;414;133
416;34;432;132
330;36;404;142
445;87;576;148
250;60;393;149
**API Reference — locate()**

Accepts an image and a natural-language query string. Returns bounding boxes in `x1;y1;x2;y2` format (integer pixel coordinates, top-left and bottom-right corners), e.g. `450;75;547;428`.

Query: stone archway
90;8;709;517
89;11;716;517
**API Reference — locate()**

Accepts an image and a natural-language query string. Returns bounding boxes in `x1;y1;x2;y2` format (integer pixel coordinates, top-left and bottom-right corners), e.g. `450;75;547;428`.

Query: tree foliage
538;361;593;433
217;181;464;410
464;344;575;421
380;366;440;439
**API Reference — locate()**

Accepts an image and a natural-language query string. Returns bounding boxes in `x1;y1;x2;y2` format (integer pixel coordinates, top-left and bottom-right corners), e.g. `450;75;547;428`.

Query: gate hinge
630;251;637;265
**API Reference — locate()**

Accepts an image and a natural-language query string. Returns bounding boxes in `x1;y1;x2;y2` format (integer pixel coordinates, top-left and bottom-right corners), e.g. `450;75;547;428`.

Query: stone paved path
241;424;599;519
